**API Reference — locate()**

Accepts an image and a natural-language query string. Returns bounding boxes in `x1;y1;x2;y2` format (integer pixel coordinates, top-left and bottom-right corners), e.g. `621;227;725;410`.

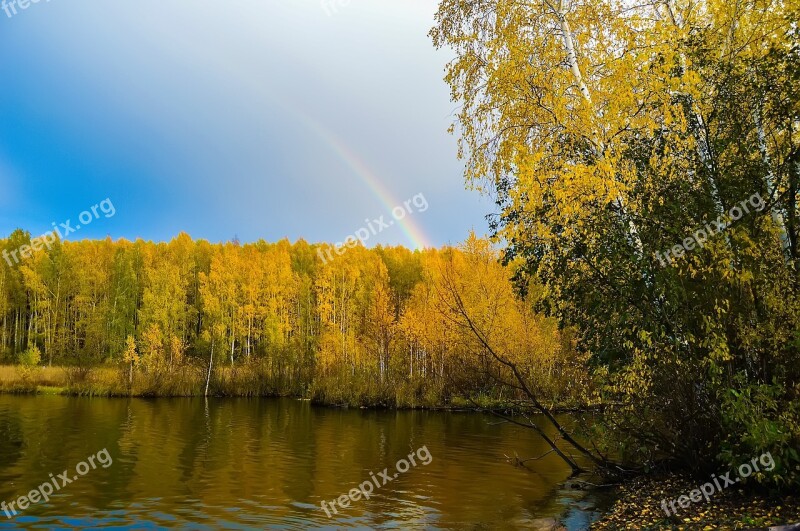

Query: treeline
0;231;584;405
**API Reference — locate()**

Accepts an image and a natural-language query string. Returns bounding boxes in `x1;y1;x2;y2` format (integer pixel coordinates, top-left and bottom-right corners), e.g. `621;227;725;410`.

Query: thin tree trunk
753;104;791;261
441;264;630;476
205;339;214;397
541;0;645;255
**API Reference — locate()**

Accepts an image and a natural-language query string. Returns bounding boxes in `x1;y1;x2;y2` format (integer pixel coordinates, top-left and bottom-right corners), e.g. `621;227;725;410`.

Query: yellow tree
432;0;800;477
139;237;193;369
199;246;230;395
400;249;455;383
359;259;395;381
20;239;74;366
199;244;241;367
122;335;139;387
259;240;297;381
433;234;612;474
0;245;9;357
140;323;165;374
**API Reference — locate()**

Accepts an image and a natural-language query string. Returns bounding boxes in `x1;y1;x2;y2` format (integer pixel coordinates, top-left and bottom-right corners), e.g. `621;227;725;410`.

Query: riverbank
590;475;800;530
0;365;589;412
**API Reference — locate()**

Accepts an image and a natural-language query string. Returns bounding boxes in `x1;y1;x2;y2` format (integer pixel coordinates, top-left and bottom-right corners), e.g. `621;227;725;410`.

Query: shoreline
0;365;597;413
588;475;800;530
0;383;593;414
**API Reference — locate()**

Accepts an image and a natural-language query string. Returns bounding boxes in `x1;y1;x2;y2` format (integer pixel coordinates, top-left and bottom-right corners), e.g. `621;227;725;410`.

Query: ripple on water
0;396;604;530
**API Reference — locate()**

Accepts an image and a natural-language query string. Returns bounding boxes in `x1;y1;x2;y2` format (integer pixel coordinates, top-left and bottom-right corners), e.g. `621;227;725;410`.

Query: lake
0;396;607;530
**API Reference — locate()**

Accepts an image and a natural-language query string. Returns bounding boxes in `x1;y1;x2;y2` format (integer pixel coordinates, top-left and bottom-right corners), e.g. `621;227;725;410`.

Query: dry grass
0;365;70;385
0;363;281;397
0;365;121;395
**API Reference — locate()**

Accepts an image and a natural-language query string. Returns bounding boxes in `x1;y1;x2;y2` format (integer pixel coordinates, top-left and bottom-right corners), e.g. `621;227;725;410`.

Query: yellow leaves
399;234;577;397
198;241;298;361
170;335;186;365
140;324;164;373
313;244;396;372
122;336;139;366
435;0;789;241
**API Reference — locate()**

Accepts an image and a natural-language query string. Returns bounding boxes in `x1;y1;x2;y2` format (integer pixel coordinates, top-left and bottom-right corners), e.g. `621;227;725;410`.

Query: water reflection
0;396;606;530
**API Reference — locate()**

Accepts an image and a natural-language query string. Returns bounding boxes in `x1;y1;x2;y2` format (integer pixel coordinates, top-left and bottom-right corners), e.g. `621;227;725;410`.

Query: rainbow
200;51;432;249
292;112;432;250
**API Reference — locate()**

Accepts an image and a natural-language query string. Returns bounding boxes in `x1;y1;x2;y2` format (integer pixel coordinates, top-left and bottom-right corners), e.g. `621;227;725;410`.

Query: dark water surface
0;396;606;530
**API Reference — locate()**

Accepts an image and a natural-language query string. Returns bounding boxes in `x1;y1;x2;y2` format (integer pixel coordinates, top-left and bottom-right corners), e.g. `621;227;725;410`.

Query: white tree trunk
753;105;791;261
205;339;214;397
544;0;645;255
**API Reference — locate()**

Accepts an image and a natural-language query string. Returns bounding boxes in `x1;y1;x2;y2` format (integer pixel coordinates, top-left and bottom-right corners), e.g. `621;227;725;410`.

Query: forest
0;231;585;408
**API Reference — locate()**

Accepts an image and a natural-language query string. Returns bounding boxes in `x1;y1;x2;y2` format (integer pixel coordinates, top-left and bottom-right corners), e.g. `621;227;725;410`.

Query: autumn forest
0;231;582;408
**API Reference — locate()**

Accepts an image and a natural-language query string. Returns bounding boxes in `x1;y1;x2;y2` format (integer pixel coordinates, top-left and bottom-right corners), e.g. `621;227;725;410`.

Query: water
0;396;606;530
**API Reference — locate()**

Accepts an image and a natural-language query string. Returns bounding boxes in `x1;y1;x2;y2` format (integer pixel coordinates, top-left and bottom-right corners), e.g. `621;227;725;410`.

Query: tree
432;0;800;480
122;335;139;388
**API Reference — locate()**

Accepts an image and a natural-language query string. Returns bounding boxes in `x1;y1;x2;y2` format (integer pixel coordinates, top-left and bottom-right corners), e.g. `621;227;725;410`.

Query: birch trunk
753;104;791;262
205;339;214;397
542;0;645;255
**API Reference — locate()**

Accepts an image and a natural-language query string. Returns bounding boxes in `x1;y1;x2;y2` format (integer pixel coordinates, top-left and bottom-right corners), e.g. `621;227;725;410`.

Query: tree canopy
432;0;800;484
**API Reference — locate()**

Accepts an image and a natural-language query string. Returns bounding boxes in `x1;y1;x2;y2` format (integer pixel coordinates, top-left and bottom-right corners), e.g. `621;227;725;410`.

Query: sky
0;0;493;249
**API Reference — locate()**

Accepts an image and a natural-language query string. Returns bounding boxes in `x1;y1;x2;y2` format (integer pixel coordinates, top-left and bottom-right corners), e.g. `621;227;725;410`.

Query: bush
719;380;800;488
18;345;41;367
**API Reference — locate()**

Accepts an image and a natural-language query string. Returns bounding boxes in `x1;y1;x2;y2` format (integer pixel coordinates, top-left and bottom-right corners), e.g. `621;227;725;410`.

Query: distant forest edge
0;230;585;407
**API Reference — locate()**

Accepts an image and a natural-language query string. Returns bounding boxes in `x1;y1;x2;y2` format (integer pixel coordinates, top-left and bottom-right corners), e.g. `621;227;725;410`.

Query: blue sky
0;0;492;248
